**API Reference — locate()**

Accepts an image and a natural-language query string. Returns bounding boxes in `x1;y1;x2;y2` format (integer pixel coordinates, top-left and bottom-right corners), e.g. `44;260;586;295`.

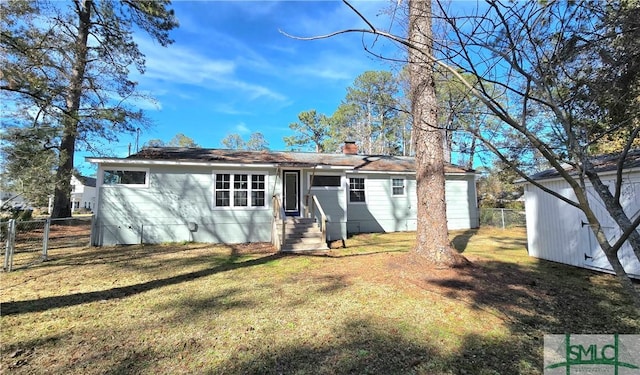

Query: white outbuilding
522;150;640;278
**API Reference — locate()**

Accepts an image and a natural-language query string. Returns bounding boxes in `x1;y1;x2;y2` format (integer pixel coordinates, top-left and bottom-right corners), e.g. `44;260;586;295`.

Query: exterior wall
93;163;479;246
306;171;348;241
94;164;276;245
346;173;417;234
445;175;480;230
524;170;640;278
344;173;478;235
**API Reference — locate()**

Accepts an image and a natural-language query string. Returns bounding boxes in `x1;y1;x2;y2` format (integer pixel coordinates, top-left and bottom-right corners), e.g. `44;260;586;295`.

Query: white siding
346;174;416;234
93;163;479;246
525;171;640;278
307;172;347;242
70;175;96;211
345;173;478;234
445;175;479;230
95;165;275;245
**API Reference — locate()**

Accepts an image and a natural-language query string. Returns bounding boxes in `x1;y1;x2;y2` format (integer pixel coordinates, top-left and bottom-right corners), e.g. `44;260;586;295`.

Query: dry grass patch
2;228;638;374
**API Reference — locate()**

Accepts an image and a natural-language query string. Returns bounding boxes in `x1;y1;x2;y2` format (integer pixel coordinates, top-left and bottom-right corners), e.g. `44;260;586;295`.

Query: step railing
271;195;286;251
308;195;327;245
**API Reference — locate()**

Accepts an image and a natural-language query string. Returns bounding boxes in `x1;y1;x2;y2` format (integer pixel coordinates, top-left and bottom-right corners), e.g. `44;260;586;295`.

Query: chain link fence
479;208;526;229
2;216;93;271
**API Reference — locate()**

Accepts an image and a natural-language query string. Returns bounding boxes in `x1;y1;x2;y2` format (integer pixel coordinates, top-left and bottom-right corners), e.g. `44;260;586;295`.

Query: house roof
528;149;640;181
89;147;474;174
74;174;97;187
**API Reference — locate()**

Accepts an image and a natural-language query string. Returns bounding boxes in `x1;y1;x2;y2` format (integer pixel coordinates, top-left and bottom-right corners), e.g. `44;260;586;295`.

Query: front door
283;170;300;216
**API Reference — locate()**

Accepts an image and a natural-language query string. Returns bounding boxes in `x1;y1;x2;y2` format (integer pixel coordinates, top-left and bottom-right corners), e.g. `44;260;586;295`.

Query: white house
70;174;97;212
86;143;479;248
523;150;640;278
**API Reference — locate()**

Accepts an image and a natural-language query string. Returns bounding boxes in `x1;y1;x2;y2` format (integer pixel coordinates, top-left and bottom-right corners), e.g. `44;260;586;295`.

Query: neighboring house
86;143;479;247
522;150;640;278
70;174;97;212
0;191;30;210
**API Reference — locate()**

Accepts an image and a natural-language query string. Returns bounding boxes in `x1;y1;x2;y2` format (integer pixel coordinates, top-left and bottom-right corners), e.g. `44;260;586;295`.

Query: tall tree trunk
51;0;91;218
409;0;462;266
466;135;477;170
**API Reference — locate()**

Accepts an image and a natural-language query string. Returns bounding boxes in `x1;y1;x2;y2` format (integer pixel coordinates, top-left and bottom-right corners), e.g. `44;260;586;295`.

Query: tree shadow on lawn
450;229;527;254
37;242;274;268
422;257;640;336
0;253;284;316
451;229;476;252
211;317;540;375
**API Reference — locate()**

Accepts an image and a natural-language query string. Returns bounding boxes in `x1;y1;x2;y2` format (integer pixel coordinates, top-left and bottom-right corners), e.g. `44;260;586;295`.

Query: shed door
581;188;617;271
283;170;300;216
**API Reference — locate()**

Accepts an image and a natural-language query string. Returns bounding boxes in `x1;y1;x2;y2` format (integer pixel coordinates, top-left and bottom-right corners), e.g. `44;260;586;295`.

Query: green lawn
1;228;638;374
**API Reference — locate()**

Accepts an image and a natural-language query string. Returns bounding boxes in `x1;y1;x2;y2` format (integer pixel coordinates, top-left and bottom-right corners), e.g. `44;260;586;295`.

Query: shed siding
95;165;275;245
525;171;640;278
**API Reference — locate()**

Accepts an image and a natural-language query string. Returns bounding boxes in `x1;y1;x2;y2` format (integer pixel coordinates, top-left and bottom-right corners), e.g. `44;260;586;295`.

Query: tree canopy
284;110;331;152
221;132;269;151
1;0;178;218
285;0;640;305
145;133;199;148
285;71;410;156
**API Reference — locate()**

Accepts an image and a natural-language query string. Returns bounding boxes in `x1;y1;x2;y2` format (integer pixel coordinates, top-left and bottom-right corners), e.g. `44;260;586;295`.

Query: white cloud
210;103;249;115
235;122;250;134
135;37;288;103
138;38;236;85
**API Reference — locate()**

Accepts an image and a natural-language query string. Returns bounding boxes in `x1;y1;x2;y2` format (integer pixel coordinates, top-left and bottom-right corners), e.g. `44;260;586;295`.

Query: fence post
89;214;95;247
5;219;16;272
42;218;51;261
3;221;11;270
501;208;506;229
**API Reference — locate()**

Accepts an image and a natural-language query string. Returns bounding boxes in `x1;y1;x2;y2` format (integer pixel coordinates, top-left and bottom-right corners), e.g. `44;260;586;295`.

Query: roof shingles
125;147;473;174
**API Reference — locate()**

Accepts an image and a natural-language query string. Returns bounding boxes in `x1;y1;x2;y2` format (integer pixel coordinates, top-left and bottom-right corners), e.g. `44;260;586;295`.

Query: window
349;177;365;202
392;178;405;196
214;173;266;208
311;175;341;187
234;174;248;206
215;174;231;207
251;175;265;207
103;169;147;185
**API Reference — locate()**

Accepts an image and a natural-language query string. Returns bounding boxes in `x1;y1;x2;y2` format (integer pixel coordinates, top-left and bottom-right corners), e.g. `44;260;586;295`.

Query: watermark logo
544;334;640;374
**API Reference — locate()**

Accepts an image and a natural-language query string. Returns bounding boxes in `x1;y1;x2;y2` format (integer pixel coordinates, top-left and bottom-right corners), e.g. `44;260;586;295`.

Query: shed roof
90;147;474;174
528;149;640;181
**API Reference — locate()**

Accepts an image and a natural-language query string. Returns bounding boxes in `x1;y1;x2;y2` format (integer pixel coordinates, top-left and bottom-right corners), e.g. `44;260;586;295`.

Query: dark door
283;170;300;216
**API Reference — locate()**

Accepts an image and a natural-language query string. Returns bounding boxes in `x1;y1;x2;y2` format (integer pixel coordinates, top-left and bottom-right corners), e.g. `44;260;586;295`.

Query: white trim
88;158;279;169
86;157;477;176
100;167;150;188
282;170;301;214
520;167;640;185
308;173;345;191
348;176;367;204
390;177;406;197
211;171;269;210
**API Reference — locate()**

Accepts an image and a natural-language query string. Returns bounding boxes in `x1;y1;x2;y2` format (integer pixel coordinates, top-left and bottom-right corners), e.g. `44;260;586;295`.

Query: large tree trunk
408;0;463;266
51;0;91;218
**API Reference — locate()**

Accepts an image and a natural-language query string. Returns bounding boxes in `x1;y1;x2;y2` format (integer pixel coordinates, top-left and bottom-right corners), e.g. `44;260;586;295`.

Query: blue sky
78;1;405;173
